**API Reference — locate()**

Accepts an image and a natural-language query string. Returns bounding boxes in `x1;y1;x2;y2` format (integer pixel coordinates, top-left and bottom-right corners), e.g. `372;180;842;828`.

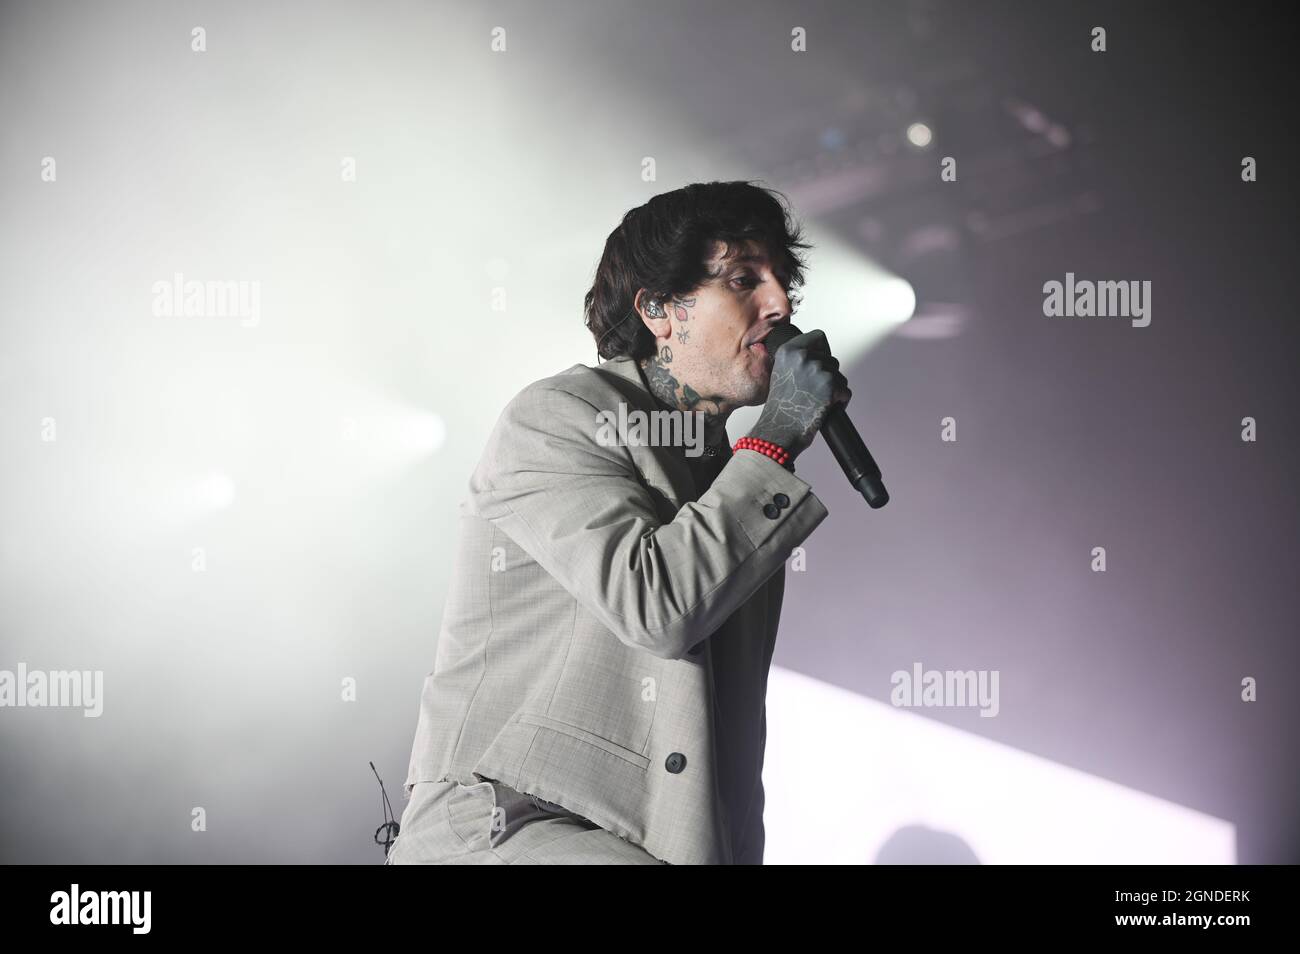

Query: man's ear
635;289;671;340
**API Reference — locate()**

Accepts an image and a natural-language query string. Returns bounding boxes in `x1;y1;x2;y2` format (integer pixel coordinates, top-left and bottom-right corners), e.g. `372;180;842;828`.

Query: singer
389;180;851;865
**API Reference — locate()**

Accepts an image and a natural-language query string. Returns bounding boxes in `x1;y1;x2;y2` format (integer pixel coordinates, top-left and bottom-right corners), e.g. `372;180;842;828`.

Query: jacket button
763;503;781;519
773;492;790;508
665;752;687;774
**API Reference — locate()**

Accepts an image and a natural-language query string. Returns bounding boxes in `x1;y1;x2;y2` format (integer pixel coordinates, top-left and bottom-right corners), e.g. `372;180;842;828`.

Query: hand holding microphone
748;329;852;462
748;323;889;509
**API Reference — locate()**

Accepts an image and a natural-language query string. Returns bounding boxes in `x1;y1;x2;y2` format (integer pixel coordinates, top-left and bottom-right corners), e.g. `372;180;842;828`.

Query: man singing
389;180;851;865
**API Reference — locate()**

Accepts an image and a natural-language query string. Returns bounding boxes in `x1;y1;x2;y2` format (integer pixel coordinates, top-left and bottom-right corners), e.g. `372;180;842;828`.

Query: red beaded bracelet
733;436;791;466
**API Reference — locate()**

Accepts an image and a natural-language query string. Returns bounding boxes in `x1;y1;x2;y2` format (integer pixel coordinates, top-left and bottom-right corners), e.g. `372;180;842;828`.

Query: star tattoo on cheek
676;328;690;345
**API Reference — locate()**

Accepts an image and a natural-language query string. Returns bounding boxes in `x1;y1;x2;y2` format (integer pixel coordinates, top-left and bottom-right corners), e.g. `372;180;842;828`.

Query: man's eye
731;275;757;288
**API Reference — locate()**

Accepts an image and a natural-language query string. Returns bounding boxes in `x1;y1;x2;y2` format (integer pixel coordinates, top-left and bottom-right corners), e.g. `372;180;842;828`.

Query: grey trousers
385;778;667;865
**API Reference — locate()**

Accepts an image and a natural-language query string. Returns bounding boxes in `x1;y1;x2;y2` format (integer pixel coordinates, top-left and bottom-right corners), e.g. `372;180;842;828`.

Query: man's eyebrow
725;253;792;277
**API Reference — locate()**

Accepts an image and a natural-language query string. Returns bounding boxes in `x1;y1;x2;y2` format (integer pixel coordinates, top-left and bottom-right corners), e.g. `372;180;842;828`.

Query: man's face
637;239;795;414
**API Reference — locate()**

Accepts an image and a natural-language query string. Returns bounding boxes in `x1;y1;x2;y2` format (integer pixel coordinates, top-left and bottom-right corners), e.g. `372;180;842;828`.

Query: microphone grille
764;322;803;351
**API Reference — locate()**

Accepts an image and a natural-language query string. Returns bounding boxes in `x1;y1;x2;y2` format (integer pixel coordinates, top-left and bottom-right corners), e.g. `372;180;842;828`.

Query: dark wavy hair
583;180;812;361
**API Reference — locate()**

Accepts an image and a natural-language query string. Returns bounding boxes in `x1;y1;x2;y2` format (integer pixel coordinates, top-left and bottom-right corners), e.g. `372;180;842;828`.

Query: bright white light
780;225;915;349
880;276;916;325
331;399;449;480
906;122;933;147
762;666;1236;864
399;412;446;455
187;472;236;511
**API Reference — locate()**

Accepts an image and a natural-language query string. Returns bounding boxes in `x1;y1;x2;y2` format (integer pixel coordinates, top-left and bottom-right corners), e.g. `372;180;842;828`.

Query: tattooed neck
639;349;731;446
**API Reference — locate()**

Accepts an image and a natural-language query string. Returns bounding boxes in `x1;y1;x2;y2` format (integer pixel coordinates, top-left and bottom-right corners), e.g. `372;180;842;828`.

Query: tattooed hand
748;329;851;462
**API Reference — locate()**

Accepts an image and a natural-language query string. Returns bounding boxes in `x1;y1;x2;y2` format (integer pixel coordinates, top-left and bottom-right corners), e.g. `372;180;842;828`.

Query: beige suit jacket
401;353;829;864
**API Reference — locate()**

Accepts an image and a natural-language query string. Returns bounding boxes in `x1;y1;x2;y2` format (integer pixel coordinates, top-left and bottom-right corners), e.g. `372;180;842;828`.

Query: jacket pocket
445;779;499;850
515;712;651;770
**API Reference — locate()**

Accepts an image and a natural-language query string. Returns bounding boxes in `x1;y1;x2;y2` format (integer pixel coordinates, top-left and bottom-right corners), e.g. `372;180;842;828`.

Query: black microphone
764;322;889;509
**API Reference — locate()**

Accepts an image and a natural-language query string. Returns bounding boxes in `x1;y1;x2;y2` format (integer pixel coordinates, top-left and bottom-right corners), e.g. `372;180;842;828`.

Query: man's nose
761;282;793;320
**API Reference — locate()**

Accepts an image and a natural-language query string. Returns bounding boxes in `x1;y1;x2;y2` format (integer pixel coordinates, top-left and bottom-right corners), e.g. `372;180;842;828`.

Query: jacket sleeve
469;383;829;660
